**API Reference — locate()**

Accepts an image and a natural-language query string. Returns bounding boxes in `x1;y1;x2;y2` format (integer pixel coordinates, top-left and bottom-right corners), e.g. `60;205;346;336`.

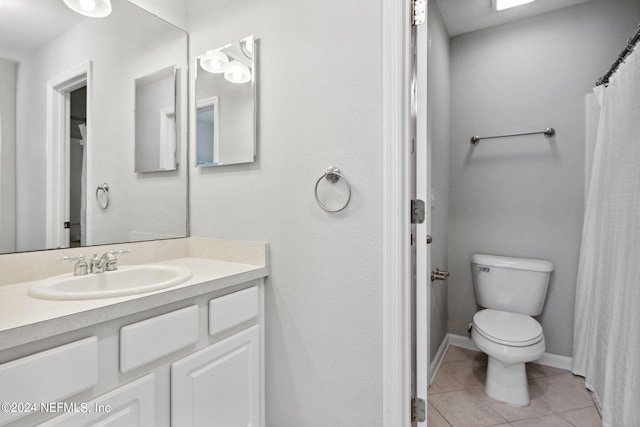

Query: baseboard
447;333;479;352
446;333;573;371
536;352;573;371
428;335;449;386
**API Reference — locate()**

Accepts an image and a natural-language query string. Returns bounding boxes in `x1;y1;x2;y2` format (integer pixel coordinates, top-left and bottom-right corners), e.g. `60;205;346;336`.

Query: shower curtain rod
596;24;640;86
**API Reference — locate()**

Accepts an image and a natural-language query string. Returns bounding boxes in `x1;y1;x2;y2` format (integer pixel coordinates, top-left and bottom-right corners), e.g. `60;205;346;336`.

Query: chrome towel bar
470;128;555;145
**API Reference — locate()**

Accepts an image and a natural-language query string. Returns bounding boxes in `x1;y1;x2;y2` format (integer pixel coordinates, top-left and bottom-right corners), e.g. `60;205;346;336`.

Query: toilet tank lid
471;254;554;272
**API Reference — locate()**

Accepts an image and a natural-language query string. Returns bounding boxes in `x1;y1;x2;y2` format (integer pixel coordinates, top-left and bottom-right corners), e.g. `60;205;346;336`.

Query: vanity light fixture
241;36;254;59
200;50;229;74
492;0;535;11
63;0;112;18
224;60;251;84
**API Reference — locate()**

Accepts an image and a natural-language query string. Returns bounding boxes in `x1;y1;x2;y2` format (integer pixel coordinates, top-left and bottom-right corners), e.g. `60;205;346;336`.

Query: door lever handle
430;268;450;282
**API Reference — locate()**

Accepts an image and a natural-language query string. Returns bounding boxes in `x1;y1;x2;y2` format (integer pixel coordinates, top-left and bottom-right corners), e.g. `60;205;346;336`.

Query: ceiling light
63;0;112;17
492;0;535;11
200;51;229;74
224;61;251;84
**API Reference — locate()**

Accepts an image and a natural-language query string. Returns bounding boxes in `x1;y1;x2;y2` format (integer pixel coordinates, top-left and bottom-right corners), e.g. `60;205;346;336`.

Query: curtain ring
314;166;352;213
96;183;110;210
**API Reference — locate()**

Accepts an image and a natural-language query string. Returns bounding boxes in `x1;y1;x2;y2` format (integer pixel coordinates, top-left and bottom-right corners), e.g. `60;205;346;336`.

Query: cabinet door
171;326;260;427
37;374;156;427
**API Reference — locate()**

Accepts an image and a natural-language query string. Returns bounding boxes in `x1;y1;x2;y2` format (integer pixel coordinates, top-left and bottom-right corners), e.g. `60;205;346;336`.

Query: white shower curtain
573;47;640;426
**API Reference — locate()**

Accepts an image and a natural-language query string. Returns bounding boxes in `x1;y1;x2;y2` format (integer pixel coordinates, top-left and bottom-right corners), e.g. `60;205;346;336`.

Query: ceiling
434;0;594;37
0;0;84;57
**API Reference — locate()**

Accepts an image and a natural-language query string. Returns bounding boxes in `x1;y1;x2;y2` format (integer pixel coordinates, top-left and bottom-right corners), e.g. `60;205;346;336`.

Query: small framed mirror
195;35;256;167
134;65;177;172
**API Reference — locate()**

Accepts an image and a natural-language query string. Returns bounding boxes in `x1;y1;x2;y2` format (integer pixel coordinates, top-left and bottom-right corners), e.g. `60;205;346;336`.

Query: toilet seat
473;309;543;347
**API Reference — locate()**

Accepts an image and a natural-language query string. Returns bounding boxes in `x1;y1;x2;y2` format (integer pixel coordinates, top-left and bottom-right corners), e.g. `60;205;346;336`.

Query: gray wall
0;57;16;253
427;0;450;362
447;0;640;357
187;0;383;425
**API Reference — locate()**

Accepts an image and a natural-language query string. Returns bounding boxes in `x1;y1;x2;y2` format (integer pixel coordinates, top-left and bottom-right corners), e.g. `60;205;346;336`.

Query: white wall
15;0;188;251
427;0;450;362
0;58;17;253
127;0;188;30
187;0;383;424
447;0;640;357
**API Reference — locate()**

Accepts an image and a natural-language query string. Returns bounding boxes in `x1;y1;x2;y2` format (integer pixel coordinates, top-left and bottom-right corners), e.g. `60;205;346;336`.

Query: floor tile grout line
429;401;454;427
429;348;601;427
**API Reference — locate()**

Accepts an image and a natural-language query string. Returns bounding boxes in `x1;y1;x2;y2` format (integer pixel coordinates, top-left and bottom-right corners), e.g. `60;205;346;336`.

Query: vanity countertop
0;257;269;352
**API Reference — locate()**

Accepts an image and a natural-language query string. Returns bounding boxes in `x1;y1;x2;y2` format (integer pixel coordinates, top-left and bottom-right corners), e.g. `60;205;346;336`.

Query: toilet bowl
472;309;545;406
470;254;554;406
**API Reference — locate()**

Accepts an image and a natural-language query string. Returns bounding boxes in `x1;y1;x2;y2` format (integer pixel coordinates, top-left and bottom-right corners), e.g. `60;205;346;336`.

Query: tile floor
428;346;602;427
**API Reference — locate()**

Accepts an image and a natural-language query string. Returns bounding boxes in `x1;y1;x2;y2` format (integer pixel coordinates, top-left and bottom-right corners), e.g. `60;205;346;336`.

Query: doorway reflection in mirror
195;35;256;167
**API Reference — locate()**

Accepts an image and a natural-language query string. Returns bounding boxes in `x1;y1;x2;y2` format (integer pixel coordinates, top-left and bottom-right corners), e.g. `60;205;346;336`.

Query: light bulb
224;61;251;84
200;51;229;74
63;0;112;18
79;0;96;11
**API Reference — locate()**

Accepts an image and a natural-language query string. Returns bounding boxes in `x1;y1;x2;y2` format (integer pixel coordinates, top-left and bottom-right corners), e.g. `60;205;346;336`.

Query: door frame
381;0;413;425
45;61;93;249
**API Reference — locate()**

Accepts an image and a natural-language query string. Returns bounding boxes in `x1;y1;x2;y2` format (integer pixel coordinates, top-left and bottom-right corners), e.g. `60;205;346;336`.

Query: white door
413;6;430;427
171;326;260;427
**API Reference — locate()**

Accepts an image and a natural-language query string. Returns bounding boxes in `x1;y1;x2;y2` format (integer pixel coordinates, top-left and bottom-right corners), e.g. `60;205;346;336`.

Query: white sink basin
29;265;193;300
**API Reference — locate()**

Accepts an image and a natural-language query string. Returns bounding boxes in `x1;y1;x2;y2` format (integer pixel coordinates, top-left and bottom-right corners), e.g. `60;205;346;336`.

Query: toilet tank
471;254;554;316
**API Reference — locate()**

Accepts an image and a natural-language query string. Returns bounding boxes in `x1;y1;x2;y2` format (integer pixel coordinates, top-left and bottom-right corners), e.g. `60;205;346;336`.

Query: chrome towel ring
96;183;110;210
314;166;352;213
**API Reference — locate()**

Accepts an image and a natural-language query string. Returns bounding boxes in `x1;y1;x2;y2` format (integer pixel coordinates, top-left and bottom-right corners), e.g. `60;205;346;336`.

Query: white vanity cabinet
0;279;264;427
38;374;157;427
172;286;261;426
172;326;261;426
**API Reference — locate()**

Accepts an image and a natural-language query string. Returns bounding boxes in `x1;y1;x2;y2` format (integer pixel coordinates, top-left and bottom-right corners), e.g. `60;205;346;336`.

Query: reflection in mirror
0;0;188;254
135;66;177;172
195;35;256;167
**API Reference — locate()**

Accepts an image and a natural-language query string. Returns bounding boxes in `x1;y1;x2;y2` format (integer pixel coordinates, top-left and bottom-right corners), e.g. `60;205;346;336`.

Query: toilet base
485;356;530;406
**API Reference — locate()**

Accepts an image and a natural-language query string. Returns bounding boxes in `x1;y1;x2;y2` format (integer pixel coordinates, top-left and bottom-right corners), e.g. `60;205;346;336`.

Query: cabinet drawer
0;337;99;426
209;287;258;336
120;305;199;373
37;374;156;427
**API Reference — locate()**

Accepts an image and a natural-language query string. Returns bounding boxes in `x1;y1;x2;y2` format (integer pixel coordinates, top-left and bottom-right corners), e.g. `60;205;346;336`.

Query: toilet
470;254;554;406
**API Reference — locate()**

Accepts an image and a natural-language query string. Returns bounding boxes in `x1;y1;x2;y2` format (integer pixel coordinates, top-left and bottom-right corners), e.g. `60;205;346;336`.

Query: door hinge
411;397;426;422
412;0;426;26
411;199;425;224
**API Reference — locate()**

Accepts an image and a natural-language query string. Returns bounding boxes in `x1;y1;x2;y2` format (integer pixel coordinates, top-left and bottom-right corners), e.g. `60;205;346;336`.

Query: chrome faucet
90;250;130;273
57;254;88;276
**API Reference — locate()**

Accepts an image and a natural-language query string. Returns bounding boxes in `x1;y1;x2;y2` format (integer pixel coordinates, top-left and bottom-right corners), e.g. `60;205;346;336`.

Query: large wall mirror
195;35;256;167
0;0;188;254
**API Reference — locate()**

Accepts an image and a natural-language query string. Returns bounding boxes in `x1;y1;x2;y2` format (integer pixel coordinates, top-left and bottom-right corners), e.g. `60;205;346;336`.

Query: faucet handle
57;254;85;262
111;249;130;256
